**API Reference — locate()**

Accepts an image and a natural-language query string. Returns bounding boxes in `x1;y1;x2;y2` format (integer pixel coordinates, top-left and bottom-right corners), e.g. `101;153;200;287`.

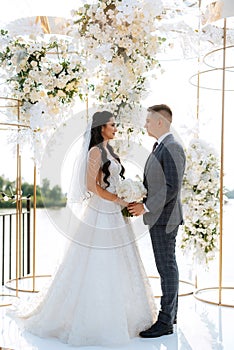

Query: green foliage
0;175;66;208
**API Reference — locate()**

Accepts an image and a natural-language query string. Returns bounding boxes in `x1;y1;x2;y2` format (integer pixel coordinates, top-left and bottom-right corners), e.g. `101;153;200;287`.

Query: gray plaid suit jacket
143;134;186;230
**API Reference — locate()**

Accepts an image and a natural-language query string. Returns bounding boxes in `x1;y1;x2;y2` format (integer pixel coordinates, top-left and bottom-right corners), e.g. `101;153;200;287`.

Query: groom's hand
128;202;146;216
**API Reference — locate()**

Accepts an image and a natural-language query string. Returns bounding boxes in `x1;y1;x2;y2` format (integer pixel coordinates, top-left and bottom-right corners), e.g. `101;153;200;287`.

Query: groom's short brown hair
147;104;172;122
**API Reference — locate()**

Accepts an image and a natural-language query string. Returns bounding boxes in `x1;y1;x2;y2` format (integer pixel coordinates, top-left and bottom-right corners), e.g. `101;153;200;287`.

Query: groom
128;104;186;338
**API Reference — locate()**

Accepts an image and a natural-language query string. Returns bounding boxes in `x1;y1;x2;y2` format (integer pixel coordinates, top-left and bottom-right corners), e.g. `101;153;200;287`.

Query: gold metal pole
15;144;19;297
33;163;37;292
219;18;226;305
18;154;22;279
15;99;21;297
194;0;202;289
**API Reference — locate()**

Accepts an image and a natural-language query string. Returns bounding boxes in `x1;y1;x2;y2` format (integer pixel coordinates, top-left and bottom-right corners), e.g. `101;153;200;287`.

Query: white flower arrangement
68;0;166;127
116;177;147;217
0;1;167;160
181;138;220;265
0;30;86;129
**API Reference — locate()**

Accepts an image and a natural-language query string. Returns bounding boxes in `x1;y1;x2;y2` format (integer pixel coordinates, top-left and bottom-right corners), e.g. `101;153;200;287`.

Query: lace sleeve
87;146;102;193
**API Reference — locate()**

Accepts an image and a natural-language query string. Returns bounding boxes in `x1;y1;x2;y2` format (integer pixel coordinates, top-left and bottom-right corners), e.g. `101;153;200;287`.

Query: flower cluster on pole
181;138;220;264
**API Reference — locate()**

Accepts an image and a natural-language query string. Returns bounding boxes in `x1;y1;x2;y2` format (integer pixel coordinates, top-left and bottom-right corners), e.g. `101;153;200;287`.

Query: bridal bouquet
116;178;147;217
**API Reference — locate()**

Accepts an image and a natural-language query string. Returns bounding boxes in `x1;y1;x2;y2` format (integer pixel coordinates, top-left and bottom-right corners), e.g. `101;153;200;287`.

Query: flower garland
181;138;220;265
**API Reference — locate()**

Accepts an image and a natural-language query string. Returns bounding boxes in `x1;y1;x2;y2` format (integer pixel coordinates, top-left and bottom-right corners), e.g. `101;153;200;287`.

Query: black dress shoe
139;321;173;338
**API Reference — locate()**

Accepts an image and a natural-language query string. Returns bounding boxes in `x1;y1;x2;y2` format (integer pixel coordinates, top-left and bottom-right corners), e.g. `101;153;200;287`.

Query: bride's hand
114;196;129;207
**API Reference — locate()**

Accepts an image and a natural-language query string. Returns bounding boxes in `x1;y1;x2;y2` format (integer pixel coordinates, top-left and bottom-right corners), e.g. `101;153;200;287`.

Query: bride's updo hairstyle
89;111;125;188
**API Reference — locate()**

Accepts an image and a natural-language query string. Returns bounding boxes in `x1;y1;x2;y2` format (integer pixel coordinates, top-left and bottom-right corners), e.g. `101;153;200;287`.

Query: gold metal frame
0;97;40;306
194;287;234;308
191;18;234;308
203;45;234;70
5;274;51;293
0;97;22;306
189;67;234;91
0;294;19;308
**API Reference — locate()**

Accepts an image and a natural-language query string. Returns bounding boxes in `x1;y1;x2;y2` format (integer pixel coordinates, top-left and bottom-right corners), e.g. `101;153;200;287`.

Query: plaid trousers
149;224;179;325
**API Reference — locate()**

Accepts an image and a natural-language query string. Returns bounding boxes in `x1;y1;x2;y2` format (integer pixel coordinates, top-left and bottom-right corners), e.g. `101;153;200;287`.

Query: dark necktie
152;141;158;152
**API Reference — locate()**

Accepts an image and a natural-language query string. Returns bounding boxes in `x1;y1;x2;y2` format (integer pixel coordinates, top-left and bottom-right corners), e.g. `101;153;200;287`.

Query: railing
0;198;31;286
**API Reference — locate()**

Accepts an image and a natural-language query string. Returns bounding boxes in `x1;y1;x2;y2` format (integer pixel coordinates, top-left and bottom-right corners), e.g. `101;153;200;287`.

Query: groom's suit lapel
144;134;174;177
144;142;163;177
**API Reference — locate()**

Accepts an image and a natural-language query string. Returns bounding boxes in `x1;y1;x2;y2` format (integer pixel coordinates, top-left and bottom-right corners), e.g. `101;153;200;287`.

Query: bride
9;110;157;347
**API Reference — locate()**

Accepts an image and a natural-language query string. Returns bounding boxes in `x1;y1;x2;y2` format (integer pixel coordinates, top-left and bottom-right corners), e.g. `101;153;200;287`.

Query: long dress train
8;157;157;347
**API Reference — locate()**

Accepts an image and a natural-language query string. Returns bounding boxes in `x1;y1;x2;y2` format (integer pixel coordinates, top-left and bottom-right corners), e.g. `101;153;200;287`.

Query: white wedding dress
9;157;157;347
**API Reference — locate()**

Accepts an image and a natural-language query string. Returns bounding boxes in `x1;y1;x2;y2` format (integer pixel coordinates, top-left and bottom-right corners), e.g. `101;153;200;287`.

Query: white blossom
116;178;147;203
181;138;220;265
68;0;166;141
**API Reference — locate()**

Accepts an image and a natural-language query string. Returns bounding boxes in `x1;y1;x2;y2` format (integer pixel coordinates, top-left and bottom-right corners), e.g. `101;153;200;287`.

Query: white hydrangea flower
181;138;220;265
116;178;147;203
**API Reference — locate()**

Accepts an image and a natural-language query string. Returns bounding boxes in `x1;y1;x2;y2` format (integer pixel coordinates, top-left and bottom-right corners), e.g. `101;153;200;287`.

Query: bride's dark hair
88;111;125;188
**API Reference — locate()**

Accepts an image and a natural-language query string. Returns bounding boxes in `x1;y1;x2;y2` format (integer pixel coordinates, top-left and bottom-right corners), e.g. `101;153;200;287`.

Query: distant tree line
0;175;66;208
1;173;233;209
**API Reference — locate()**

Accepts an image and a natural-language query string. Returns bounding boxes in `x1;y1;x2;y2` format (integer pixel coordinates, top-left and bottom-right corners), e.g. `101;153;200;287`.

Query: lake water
1;200;234;296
